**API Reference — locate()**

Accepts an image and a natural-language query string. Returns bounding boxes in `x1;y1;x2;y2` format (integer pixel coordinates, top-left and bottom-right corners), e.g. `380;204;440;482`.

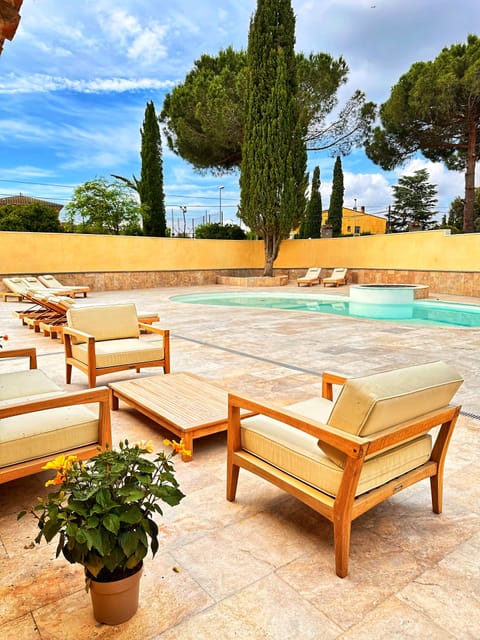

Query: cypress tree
239;0;307;276
139;101;166;237
327;156;344;236
304;166;322;238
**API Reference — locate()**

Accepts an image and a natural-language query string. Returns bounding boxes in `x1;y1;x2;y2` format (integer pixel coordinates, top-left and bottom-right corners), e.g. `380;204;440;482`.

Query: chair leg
333;515;352;578
430;474;443;514
66;363;72;384
226;462;240;502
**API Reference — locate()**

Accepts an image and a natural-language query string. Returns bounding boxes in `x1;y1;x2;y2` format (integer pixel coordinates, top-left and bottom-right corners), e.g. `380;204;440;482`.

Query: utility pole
219;186;224;225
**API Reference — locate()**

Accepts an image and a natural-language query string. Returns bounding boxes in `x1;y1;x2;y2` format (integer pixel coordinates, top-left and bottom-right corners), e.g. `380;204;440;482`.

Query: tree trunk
263;233;281;277
463;117;477;233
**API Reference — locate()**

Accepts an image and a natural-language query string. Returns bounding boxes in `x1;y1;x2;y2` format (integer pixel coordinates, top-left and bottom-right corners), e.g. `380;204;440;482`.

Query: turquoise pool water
170;292;480;328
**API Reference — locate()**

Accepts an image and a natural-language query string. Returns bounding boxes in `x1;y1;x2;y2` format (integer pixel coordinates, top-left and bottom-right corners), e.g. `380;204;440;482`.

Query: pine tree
239;0;307;276
139;101;166;237
390;169;437;232
304;166;322;238
327;156;344;236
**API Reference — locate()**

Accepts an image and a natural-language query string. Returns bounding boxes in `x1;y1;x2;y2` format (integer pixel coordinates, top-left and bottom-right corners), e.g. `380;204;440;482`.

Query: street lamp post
219;186;224;225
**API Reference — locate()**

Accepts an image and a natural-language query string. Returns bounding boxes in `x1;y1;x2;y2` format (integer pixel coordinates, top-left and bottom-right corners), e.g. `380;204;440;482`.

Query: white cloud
127;26;168;64
0;74;174;95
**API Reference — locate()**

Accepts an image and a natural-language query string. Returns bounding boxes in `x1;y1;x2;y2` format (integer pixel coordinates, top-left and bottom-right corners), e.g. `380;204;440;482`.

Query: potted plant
19;438;188;625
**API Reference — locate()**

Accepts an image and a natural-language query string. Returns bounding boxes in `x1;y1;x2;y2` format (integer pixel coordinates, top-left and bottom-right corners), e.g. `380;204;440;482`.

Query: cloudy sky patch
0;0;477;225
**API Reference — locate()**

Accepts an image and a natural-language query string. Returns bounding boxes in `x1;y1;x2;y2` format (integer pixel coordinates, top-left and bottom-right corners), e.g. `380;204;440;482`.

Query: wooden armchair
227;361;463;577
63;303;170;387
0;348;111;483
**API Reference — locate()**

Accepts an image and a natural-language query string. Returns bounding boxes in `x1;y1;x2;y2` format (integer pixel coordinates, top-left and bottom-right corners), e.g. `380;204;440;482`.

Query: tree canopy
389;169;438;232
114;101;166;236
239;0;307;277
447;188;480;232
327;156;344;236
160;47;375;174
194;222;246;239
0;203;62;232
64;178;142;235
366;34;480;232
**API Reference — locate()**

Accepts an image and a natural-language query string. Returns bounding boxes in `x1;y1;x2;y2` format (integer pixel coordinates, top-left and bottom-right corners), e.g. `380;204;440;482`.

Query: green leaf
83;528;105;555
103;513;120;535
119;531;139;558
119;504;143;524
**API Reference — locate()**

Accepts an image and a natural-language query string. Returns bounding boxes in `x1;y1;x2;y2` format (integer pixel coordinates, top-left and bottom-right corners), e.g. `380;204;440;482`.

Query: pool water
171;292;480;328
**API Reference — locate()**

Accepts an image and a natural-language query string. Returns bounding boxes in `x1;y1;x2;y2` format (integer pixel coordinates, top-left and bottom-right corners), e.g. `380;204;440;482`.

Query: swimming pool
170;292;480;328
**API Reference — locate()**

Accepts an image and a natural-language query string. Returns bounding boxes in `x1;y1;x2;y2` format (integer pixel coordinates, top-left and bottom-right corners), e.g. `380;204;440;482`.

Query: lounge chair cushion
71;338;165;368
67;304;140;344
240;397;432;497
0;405;99;468
322;361;463;466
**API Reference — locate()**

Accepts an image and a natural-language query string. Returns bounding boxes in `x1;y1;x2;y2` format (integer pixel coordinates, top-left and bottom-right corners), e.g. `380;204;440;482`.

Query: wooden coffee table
109;372;250;462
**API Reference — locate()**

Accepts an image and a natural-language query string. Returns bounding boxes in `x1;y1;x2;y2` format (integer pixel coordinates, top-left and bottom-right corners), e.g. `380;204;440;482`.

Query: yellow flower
137;440;154;453
43;454;75;472
45;472;66;487
164;438;191;457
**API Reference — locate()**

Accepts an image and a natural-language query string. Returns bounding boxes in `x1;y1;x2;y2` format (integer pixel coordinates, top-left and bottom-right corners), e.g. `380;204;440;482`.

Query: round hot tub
349;284;428;319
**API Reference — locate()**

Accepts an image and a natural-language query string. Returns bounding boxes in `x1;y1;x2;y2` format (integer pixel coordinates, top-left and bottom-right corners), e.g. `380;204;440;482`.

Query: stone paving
0;284;479;639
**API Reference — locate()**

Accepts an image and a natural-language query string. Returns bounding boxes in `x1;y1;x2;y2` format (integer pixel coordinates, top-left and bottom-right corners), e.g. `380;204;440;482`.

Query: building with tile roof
0;194;63;213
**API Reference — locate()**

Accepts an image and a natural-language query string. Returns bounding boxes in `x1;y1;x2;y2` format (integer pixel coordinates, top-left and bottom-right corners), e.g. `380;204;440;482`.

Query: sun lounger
297;268;322;287
38;274;89;298
322;268;347;287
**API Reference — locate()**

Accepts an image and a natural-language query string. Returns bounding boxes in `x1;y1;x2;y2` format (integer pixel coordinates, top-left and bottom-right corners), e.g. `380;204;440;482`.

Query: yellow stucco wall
0;232;264;273
277;230;480;272
0;229;479;274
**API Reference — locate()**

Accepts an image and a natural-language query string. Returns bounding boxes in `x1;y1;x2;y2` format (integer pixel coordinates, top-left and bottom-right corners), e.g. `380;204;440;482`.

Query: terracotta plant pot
89;565;143;625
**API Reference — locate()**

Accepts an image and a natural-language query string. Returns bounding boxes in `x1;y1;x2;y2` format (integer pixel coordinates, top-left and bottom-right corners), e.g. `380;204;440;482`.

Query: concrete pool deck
1;283;479;639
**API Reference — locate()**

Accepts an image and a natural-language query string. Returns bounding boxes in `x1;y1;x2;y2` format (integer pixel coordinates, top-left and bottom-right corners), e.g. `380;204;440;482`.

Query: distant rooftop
0;0;23;56
0;194;63;212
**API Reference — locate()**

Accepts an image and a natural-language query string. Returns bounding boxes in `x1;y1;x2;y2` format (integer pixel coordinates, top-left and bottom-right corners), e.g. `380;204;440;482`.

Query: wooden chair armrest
0;386;110;419
0;347;37;369
322;370;347;400
63;327;94;341
138;323;169;337
228;392;366;459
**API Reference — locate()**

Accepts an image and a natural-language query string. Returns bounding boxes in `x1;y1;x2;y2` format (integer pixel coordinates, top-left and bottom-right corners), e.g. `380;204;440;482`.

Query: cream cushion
67;304;140;344
71;338;165;368
0;405;99;467
0;369;62;405
240;397;432;497
323;361;463;466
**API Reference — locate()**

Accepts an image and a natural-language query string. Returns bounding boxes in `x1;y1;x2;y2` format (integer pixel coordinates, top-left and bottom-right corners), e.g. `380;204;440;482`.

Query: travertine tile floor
1;284;479;639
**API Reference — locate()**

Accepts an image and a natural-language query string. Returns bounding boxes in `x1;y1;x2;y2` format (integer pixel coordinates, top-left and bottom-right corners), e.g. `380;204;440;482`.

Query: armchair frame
227;371;461;577
63;321;170;388
0;348;111;483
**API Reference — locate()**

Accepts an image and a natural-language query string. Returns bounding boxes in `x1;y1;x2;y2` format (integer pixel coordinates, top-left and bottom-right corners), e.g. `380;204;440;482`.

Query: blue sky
1;0;478;234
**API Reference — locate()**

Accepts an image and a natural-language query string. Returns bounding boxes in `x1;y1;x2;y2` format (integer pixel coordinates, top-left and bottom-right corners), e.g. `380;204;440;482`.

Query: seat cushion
240;399;432;497
0;369;62;404
321;361;463;466
67;304;140;344
71;338;165;368
0;405;99;468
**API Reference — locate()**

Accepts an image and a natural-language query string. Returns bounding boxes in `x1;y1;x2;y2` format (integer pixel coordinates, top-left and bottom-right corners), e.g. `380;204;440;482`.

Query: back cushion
67;304;140;344
320;361;463;466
